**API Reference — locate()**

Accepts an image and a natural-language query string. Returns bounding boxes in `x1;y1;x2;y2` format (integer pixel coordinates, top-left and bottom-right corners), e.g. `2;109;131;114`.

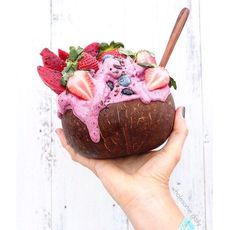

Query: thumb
162;106;188;165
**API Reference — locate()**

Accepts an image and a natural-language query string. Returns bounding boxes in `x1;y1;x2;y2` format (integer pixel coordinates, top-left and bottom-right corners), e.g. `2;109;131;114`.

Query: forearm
124;191;183;230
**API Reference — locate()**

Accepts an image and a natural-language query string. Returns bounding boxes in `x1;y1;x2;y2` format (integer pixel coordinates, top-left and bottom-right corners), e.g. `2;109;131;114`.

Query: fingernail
182;107;186;118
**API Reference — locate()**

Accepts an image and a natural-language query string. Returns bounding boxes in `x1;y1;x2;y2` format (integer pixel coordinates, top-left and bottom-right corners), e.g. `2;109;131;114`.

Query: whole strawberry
60;46;99;87
97;41;126;61
84;42;100;57
77;52;99;71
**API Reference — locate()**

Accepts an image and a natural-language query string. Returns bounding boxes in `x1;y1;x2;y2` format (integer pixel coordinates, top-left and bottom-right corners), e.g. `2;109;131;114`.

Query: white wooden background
16;0;212;229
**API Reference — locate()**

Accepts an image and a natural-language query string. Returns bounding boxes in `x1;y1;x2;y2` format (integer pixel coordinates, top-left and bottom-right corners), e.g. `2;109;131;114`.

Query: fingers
55;128;127;180
55;128;96;171
162;106;188;164
55;128;131;203
55;128;76;160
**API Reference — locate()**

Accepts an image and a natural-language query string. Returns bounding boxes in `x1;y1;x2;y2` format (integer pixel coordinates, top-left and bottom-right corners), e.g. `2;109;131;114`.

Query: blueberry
102;55;114;61
118;75;131;87
106;81;114;90
121;88;135;95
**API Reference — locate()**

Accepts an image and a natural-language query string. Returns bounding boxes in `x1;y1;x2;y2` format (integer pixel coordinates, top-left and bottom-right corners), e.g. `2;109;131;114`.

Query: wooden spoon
159;8;190;68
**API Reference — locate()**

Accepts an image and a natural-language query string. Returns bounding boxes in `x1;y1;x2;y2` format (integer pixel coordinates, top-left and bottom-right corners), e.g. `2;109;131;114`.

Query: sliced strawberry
136;50;157;67
145;67;170;91
58;49;69;61
40;48;66;71
84;42;100;57
67;70;94;100
97;49;126;61
37;66;65;94
77;52;99;71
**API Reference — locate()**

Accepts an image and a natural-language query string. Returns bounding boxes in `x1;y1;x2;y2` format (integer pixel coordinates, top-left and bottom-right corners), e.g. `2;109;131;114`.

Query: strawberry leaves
69;46;83;61
98;41;124;55
38;41;178;98
61;46;83;86
169;76;177;90
119;48;136;59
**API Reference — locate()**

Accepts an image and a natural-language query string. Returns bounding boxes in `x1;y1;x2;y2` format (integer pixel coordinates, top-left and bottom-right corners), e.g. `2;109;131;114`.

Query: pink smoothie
57;56;170;143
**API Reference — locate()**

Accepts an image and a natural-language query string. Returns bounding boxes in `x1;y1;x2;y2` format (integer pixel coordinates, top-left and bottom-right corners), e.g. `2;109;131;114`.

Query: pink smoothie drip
57;57;170;143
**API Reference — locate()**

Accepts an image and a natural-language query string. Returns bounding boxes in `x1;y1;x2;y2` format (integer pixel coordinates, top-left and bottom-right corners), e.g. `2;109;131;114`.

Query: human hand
56;106;188;230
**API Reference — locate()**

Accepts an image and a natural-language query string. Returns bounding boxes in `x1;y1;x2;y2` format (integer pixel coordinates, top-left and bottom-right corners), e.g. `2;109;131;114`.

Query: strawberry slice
135;50;157;67
37;66;65;94
84;42;100;57
145;67;170;91
58;49;69;61
40;48;66;71
67;70;94;100
77;52;99;71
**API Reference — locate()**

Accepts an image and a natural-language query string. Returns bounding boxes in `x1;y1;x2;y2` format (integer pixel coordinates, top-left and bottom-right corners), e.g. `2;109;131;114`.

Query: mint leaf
69;47;78;61
76;47;83;56
69;46;83;61
62;64;72;74
76;52;83;61
61;73;69;86
169;77;177;90
70;61;78;70
61;72;74;86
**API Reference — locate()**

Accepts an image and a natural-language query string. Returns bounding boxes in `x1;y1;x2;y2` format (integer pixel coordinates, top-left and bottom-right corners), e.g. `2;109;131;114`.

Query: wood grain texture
16;0;212;229
16;0;53;229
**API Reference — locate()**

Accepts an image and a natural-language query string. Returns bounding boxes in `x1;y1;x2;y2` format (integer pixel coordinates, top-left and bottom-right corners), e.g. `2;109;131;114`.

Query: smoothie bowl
37;9;189;159
37;42;175;159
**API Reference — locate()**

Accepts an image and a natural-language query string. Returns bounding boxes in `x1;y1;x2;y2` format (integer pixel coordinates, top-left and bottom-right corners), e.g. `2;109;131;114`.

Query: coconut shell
61;94;175;159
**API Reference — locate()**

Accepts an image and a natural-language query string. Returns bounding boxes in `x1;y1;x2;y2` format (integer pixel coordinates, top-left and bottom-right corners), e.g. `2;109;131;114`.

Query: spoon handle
159;8;190;68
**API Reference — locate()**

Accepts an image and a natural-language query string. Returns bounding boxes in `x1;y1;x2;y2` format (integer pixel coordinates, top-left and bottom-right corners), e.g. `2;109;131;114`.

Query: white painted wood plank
16;0;53;229
50;0;129;229
14;0;212;229
167;2;206;230
50;0;210;229
168;1;210;229
199;1;213;229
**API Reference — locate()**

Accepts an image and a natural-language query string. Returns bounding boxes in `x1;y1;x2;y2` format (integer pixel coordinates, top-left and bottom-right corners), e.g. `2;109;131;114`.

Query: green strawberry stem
59;41;177;90
169;77;177;90
61;46;84;86
119;48;136;59
98;41;124;56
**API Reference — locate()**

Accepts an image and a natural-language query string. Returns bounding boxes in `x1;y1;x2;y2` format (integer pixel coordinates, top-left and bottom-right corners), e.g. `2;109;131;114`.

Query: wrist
123;189;183;230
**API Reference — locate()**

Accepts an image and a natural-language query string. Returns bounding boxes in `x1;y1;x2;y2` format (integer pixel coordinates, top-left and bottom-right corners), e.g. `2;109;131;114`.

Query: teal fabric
178;218;196;230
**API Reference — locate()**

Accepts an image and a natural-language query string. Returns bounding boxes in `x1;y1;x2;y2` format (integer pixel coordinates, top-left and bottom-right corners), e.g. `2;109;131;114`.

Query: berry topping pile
37;41;177;100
